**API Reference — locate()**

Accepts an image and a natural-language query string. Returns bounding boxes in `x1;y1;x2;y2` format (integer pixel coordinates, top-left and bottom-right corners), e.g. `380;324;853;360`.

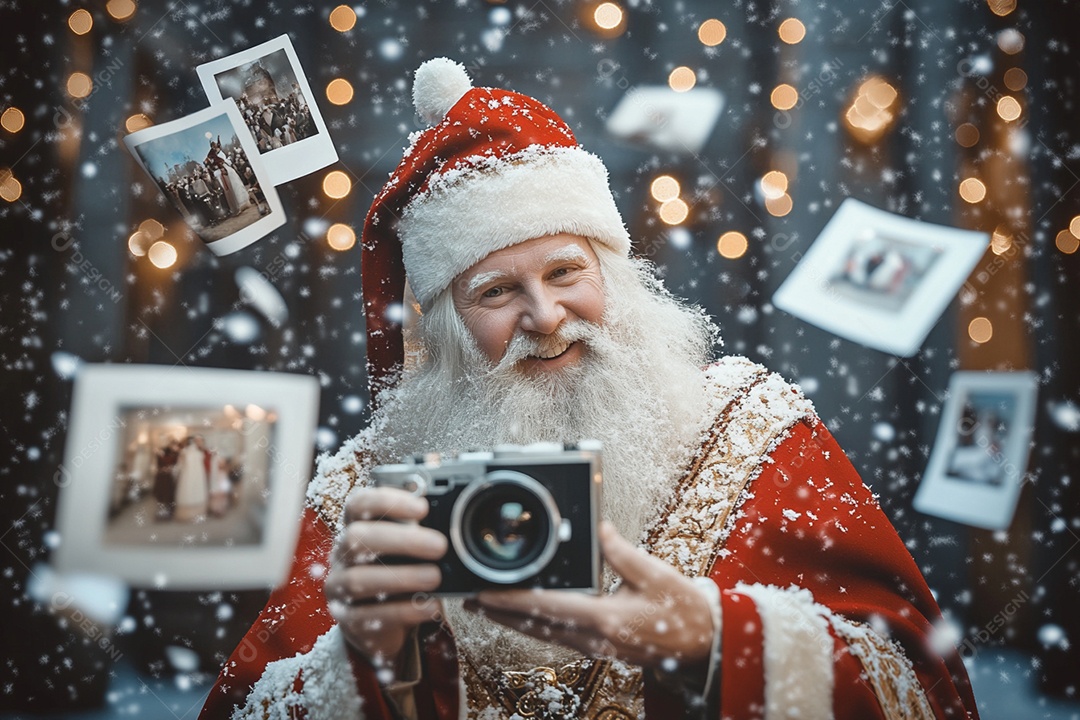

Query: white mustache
492;320;599;371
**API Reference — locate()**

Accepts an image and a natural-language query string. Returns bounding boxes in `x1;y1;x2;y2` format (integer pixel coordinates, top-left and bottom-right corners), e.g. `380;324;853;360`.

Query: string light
717;231;748;259
148;241;177;269
697;19;726;46
327;223;357;251
322;170;352;199
658;198;689;225
759;170;788;200
68;9;93;35
968;317;993;344
668;67;696;92
67;72;93;99
778;18;806;44
1;107;25;133
106;0;137;21
955;123;979;147
650;175;680;202
326;78;354;105
959;178;987;204
843;76;899;143
329;5;357;32
770;84;798;111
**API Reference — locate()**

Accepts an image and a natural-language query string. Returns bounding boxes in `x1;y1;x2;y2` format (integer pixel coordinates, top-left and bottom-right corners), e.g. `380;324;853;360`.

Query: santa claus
200;59;978;720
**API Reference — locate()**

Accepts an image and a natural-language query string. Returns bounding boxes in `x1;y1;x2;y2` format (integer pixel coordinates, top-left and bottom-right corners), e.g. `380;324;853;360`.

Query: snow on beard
370;248;716;670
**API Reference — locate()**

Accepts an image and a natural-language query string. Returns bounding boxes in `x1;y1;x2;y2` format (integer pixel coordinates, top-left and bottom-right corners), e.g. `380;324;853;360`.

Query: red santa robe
200;357;979;720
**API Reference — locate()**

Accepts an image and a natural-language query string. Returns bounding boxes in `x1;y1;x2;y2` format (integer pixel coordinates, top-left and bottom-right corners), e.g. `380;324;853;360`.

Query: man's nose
519;287;567;335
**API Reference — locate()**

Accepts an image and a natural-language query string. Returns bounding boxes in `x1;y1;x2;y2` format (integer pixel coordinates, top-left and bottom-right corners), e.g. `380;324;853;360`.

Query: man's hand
324;487;446;674
465;521;715;669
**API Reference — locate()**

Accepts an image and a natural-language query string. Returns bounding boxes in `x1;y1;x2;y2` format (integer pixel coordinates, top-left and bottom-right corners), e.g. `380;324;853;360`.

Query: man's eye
482;287;504;298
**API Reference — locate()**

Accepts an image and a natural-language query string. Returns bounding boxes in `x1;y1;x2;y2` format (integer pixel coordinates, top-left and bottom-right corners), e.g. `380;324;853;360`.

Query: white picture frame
605;85;724;155
52;365;320;590
913;371;1038;530
197;34;338;185
773;198;989;356
124;101;285;256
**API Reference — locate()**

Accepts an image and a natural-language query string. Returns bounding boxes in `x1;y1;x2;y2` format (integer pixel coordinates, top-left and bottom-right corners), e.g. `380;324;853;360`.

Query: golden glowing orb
148;240;178;269
968;317;993;344
1003;68;1027;91
0;169;22;203
990;227;1012;255
765;192;793;217
650;175;680;202
717;231;748;259
987;0;1016;16
327;223;357;251
1;107;25;133
594;3;624;30
67;72;93;99
997;29;1024;54
770;84;798;111
668;67;696;93
323;170;352;199
1056;229;1080;255
959;177;987;204
69;9;93;35
128;231;149;257
329;5;357;31
1069;215;1080;238
760;170;789;200
658;198;689;225
778;18;806;44
106;0;137;21
996;96;1022;122
698;19;727;46
955;123;979;147
125;113;153;133
326;78;354;105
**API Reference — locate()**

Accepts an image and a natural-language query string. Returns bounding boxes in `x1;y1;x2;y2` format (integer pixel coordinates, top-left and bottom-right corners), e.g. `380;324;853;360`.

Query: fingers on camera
335;596;444;628
336;564;442;603
338;521;447;565
344;487;428;523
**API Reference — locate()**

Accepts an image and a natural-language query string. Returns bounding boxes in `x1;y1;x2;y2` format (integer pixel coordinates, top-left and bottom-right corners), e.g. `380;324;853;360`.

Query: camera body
372;442;602;596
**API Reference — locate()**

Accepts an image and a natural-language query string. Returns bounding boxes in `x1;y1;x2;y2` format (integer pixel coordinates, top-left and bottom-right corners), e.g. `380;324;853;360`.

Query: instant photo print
913;371;1038;530
197;34;338;185
123;102;285;256
605;85;724;155
773;198;989;356
52;365;319;589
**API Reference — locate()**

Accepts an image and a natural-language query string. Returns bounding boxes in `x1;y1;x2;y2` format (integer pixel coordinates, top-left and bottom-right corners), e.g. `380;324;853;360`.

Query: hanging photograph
772;198;989;356
123;101;285;256
913;371;1038;530
197;34;339;185
52;365;319;589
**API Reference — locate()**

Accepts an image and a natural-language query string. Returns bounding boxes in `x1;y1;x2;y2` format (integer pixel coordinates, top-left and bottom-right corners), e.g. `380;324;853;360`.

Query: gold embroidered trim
830;618;937;720
643;364;815;576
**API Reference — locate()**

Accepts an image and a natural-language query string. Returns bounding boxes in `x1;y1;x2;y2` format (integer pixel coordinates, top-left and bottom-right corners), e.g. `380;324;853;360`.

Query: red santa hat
361;57;630;396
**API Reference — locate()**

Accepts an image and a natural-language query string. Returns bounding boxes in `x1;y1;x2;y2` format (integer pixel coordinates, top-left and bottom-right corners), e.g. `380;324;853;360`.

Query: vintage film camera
372;442;602;596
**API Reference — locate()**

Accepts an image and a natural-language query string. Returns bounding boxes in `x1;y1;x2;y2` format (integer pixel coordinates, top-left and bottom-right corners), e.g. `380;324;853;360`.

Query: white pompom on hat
360;58;630;396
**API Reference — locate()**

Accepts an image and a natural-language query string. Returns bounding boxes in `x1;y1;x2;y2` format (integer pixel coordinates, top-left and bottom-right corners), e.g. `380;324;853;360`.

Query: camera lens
450;470;561;584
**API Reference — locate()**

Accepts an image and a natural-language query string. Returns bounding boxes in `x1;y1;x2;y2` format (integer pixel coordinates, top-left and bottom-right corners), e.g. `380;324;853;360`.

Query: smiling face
451;234;606;375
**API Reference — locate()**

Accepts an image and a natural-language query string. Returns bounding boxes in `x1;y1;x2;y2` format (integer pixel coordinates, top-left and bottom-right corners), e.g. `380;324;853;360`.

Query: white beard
367;254;715;670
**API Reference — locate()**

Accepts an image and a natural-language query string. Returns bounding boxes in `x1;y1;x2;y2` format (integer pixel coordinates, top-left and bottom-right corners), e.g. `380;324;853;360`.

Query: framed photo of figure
773;198;989;356
52;365;320;589
913;371;1038;530
123;101;285;256
197;34;339;185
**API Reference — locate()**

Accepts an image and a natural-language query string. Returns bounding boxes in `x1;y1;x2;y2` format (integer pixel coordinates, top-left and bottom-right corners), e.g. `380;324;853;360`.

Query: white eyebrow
467;270;508;294
544;245;589;264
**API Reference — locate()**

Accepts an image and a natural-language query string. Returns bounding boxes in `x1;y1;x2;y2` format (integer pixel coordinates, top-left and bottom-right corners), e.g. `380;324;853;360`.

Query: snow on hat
361;57;630;396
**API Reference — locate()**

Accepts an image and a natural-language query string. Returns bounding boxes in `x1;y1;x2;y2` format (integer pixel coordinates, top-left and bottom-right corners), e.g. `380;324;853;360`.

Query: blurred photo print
773;198;988;356
53;365;319;589
914;371;1038;530
197;35;338;184
124;102;285;256
604;85;725;154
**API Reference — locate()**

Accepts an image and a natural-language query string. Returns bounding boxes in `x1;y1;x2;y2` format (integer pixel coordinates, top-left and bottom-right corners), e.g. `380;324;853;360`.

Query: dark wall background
1;0;1077;714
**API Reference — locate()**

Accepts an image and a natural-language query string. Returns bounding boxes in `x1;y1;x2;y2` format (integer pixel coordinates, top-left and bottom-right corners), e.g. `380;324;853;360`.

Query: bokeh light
778;18;806;44
1;107;25;133
125;113;153;133
844;76;900;143
68;9;93;35
0;169;22;203
996;96;1022;122
991;227;1012;255
67;72;93;99
128;231;149;257
326;78;354;105
593;3;624;31
987;0;1017;16
1056;229;1079;255
759;170;788;200
106;0;137;21
658;198;689;225
139;219;165;241
1069;215;1080;238
329;5;357;32
997;29;1024;54
717;231;748;259
697;19;727;46
968;317;993;344
765;193;793;217
668;66;696;92
322;170;352;199
148;241;178;269
1003;68;1027;91
770;84;798;111
327;223;357;251
955;123;979;147
650;175;680;202
959;177;987;204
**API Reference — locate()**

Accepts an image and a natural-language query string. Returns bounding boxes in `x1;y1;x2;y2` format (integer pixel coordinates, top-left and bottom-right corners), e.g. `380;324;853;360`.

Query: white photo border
53;364;320;590
197;34;339;185
123;101;286;256
913;370;1038;530
773;198;989;356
